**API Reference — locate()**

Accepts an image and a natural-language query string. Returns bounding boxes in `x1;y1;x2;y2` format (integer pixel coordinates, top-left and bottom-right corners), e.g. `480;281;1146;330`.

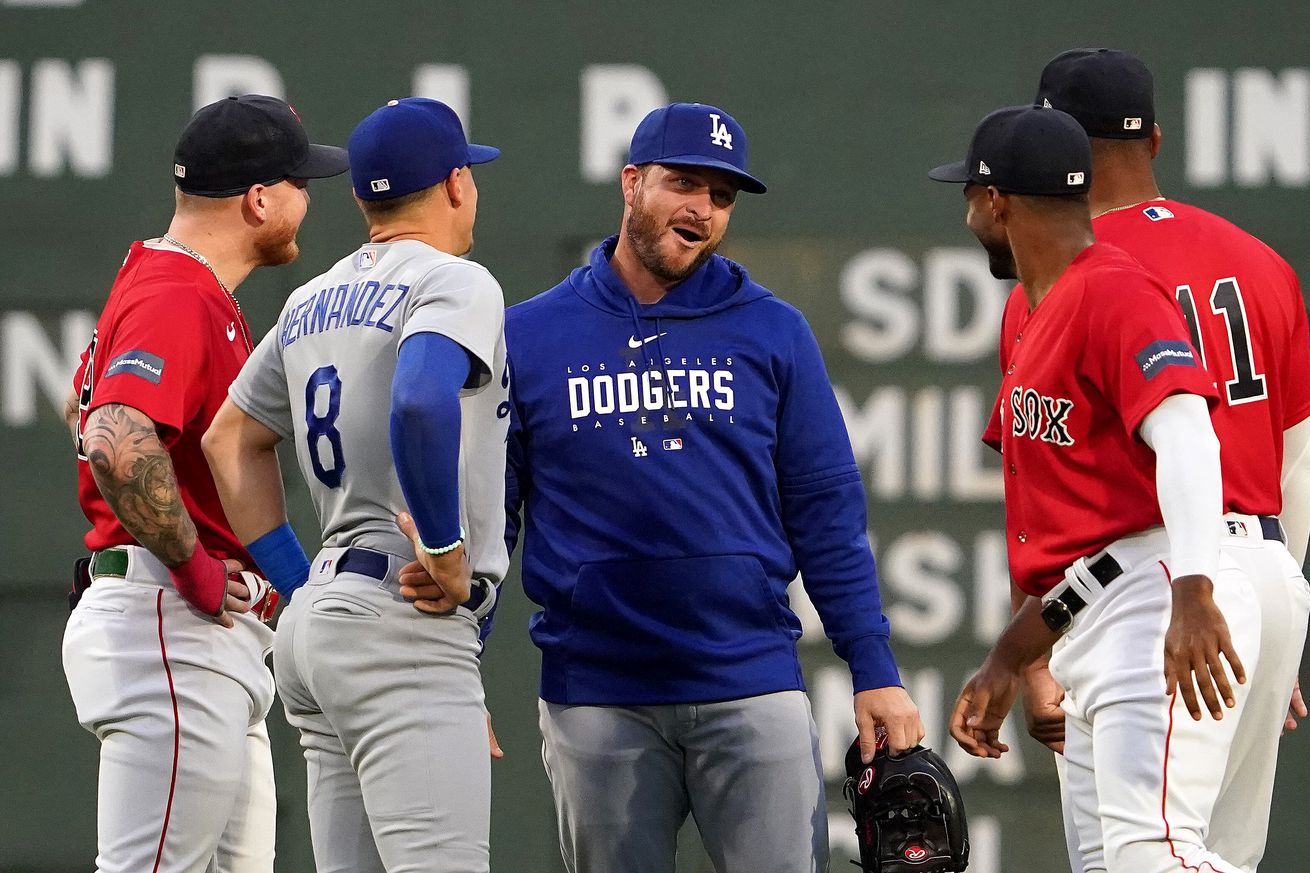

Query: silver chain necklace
161;234;252;352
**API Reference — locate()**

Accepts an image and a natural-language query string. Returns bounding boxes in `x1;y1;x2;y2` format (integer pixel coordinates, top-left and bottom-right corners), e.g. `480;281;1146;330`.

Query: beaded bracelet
419;527;466;556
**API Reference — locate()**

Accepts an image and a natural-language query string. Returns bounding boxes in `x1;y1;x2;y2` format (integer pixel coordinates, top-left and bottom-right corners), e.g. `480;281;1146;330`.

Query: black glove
842;737;970;872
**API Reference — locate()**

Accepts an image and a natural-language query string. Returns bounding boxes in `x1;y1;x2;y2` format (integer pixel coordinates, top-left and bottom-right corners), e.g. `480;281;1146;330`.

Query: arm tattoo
83;403;198;566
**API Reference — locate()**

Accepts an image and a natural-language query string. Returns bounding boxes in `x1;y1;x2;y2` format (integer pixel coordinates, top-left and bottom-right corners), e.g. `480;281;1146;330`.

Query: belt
89;547;130;579
1041;552;1123;634
1041;514;1285;634
1229;515;1285;544
335;547;495;618
83;546;279;622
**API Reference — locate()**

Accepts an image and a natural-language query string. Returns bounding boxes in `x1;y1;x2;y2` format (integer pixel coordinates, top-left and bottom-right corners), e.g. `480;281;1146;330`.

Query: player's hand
854;686;924;759
215;558;251;629
1284;677;1306;735
951;655;1020;758
487;713;504;760
1020;662;1066;754
396;513;472;614
1164;575;1245;721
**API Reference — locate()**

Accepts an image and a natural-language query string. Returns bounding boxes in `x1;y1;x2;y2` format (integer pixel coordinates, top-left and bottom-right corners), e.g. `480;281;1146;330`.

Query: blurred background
3;2;1309;870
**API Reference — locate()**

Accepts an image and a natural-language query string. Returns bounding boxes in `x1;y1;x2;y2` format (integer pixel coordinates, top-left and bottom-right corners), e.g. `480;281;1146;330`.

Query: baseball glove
842;737;970;872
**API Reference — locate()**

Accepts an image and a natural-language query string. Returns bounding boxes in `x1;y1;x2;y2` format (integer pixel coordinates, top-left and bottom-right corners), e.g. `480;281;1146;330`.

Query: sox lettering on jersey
1009;385;1075;446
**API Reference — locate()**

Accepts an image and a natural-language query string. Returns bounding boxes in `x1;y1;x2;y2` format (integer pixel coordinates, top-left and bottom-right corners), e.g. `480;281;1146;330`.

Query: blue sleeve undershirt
391;332;471;549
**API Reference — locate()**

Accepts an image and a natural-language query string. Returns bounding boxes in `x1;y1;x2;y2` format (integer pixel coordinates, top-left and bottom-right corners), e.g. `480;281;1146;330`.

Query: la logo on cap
1067;171;1085;185
978;161;991;175
709;113;734;150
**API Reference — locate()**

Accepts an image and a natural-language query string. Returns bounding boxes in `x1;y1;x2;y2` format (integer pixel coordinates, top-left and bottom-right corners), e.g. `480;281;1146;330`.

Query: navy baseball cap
173;95;349;197
629;102;767;194
928;105;1092;195
1036;48;1154;140
349;98;500;201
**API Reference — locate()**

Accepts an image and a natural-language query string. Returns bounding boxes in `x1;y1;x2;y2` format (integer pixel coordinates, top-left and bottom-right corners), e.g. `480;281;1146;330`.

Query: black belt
336;547;491;613
1041;553;1124;634
1041;514;1285;634
1233;515;1286;544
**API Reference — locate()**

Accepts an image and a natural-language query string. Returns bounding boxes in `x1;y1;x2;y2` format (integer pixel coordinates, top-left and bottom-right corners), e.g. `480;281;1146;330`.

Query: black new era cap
173;95;350;197
928;105;1092;195
1036;48;1154;140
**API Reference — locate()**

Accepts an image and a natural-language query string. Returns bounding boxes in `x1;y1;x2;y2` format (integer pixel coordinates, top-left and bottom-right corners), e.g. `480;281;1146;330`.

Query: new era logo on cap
370;179;391;192
979;161;991;175
1124;117;1143;130
1042;97;1053;108
1067;171;1085;185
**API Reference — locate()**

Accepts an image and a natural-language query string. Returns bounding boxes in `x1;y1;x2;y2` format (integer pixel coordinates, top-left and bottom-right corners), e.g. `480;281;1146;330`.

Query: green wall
3;2;1309;870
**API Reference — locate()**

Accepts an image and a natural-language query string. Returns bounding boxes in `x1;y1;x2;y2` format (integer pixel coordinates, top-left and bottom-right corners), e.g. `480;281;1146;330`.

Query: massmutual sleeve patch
1135;340;1197;380
104;349;166;384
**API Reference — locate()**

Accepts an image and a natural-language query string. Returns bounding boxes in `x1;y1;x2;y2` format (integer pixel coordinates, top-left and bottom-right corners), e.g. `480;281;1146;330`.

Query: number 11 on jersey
1176;277;1268;406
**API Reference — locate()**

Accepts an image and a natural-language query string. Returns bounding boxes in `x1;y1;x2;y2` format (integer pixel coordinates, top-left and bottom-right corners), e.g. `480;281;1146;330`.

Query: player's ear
445;167;465;210
620;164;642;208
987;186;1008;222
242;184;270;224
1149;124;1162;160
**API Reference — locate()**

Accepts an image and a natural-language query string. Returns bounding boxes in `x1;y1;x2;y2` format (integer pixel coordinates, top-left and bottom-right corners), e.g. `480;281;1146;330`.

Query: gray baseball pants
538;690;829;873
274;547;490;873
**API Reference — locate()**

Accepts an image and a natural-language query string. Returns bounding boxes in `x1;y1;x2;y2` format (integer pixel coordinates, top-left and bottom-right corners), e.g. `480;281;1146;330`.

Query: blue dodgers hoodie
505;237;900;705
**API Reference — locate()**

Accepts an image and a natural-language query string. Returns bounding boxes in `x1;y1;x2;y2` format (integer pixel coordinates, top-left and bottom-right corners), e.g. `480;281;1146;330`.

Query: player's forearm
1280;417;1310;566
1139;393;1222;580
82;402;199;566
991;596;1062;671
64;387;80;448
202;399;290;544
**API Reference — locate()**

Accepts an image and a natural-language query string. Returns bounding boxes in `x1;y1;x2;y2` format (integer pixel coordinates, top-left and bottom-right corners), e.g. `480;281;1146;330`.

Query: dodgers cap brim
467;143;501;165
927;161;971;184
288;143;351;180
654;155;767;194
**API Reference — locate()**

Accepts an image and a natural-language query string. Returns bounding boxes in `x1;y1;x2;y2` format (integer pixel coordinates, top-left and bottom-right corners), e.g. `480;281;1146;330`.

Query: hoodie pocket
566;555;794;675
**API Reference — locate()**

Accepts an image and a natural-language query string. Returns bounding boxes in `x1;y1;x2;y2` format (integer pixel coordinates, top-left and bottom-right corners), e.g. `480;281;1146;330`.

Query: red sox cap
928;105;1092;196
1036;48;1155;140
173;95;350;197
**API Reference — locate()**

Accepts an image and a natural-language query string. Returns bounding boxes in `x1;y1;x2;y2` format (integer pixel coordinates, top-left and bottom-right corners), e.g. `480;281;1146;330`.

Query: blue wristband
246;522;311;597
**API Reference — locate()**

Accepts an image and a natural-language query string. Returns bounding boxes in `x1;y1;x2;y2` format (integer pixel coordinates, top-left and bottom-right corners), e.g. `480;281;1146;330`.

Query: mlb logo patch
1143;205;1175;221
1067;171;1085;186
1124;117;1143;130
662;438;683;451
359;250;377;269
370;179;391;193
173;163;186;178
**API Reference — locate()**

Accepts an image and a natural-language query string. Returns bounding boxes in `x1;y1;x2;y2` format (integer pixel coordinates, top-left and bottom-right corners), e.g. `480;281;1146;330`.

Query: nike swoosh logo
226;323;237;342
628;332;668;349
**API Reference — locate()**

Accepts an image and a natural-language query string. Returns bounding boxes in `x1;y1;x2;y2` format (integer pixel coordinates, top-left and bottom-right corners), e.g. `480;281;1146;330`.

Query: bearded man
499;102;922;873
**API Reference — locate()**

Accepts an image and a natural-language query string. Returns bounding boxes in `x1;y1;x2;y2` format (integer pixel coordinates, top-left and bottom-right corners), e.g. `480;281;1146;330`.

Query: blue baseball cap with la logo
628;102;767;194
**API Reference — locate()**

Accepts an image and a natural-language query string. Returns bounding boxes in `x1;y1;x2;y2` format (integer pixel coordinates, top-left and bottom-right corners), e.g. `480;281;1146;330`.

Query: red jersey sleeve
1279;260;1310;429
1083;274;1218;439
89;287;209;439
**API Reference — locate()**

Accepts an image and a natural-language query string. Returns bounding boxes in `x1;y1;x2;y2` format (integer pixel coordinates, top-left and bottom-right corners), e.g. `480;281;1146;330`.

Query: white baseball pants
62;545;277;873
1050;519;1309;873
273;547;490;873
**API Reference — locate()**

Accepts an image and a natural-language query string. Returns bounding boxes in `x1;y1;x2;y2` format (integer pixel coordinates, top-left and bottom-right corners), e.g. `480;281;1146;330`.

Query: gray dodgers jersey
229;240;510;583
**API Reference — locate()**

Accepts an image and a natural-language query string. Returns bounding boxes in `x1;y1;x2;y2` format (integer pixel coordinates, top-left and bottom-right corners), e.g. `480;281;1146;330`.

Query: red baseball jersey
986;201;1310;517
73;241;254;564
984;243;1216;596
